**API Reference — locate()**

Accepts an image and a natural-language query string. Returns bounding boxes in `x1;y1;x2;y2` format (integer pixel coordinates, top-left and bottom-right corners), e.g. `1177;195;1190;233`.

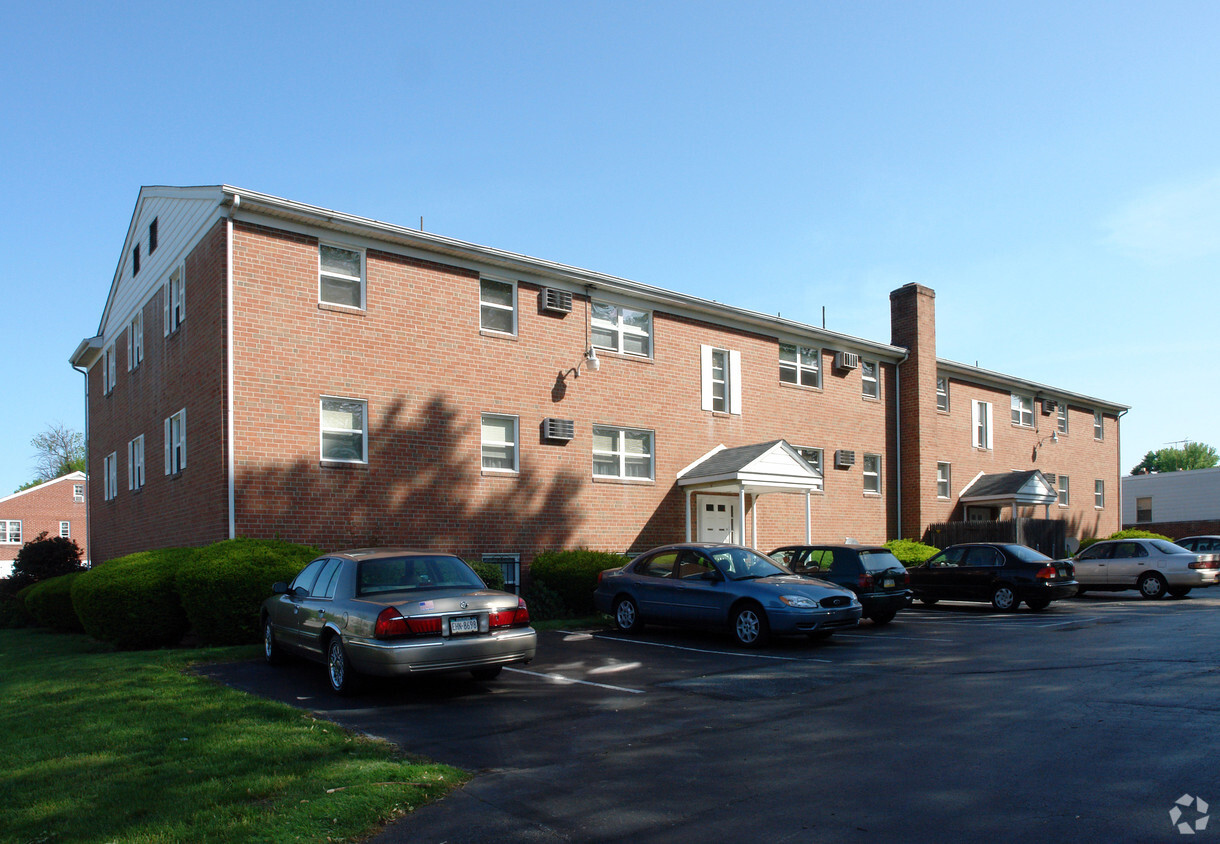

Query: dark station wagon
769;545;912;625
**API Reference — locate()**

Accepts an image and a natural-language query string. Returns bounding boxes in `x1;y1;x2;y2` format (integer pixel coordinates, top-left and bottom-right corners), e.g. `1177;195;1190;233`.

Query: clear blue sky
4;1;1218;495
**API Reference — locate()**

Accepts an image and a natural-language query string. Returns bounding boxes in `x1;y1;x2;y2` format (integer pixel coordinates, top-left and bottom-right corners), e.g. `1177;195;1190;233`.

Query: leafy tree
1130;441;1218;475
25;423;85;489
8;532;85;591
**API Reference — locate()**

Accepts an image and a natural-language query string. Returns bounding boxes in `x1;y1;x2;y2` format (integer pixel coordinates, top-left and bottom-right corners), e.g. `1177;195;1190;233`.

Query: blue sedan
593;543;862;647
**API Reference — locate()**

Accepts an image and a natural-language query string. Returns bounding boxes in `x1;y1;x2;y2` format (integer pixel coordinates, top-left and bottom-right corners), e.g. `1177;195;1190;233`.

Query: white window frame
319;397;366;464
318;244;365;310
1094;479;1105;509
592;425;655;481
1057;475;1070;507
863;453;882;495
1136;496;1152;523
779;344;821;388
861;360;879;399
1057;402;1069;435
164;265;185;335
700;345;742;415
104;452;118;501
1093;411;1104;440
936;377;949;412
164;409;187;475
127;309;143;371
128;434;145;491
1;520;20;544
971;400;994;450
103;343;116;395
480;413;519;473
591;300;652;358
1010;394;1033;427
937;462;951;498
59;521;70;539
73;484;84;503
478;277;517;335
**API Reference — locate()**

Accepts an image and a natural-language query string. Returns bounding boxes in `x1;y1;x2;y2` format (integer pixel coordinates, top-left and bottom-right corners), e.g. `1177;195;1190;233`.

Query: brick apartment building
70;186;1126;577
0;471;88;576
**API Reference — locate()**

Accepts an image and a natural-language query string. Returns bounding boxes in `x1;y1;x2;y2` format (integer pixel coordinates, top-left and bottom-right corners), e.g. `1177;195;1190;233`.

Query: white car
1071;538;1220;599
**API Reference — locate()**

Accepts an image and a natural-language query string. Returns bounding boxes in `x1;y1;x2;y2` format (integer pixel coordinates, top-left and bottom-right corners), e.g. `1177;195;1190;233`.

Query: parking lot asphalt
202;593;1220;843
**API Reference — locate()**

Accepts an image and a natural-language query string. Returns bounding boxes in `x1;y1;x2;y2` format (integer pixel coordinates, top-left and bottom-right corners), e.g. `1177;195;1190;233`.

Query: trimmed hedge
1078;528;1172;553
24;572;85;633
884;539;940;565
530;549;632;617
468;561;506;591
175;538;320;646
0;581;35;629
72;549;196;649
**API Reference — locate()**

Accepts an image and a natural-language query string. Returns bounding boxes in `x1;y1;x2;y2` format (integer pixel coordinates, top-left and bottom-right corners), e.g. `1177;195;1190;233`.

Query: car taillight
1036;566;1057;580
858;572;874;589
489;597;531;629
374;608;442;639
1189;561;1220;570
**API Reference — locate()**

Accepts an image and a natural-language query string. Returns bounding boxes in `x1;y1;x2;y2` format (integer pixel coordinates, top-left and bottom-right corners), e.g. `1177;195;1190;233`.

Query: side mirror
272;581;289;594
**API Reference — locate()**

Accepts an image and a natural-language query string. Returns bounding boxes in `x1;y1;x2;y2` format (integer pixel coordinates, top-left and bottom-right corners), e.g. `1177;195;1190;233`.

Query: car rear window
1006;545;1053;564
857;550;904;571
357;555;484;595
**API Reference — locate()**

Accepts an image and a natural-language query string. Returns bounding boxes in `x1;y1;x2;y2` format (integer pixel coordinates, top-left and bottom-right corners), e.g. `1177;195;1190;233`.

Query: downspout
1116;408;1128;531
893;349;910;540
225;194;240;540
72;362;90;565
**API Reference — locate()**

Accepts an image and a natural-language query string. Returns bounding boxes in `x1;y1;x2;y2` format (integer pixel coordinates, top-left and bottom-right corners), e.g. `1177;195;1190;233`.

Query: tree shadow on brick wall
233;395;584;561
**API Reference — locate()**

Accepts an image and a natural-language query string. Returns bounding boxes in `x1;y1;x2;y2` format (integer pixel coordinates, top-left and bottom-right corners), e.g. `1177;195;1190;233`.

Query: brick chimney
890;283;936;540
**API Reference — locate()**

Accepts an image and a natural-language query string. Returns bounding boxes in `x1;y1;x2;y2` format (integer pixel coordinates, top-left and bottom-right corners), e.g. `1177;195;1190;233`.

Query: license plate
1057;568;1068;578
449;616;478;635
883;578;895;588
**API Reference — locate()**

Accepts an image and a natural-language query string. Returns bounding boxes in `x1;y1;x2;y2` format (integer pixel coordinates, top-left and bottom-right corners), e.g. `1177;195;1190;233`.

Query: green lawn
0;629;467;843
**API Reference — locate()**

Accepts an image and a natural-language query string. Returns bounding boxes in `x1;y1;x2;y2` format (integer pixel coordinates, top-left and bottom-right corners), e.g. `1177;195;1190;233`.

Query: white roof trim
0;471;87;506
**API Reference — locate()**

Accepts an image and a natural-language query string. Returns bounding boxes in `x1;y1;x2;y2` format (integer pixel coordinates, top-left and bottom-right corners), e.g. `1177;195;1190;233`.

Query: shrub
468;560;506;591
1078;528;1172;554
175;538;320;646
0;579;35;629
530;549;631;618
521;580;567;622
10;533;84;591
884;539;940;565
24;572;86;633
72;549;196;649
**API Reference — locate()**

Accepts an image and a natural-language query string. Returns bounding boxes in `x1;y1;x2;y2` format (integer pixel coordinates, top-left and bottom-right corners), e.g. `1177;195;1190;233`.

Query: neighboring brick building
70;186;1127;575
0;472;88;577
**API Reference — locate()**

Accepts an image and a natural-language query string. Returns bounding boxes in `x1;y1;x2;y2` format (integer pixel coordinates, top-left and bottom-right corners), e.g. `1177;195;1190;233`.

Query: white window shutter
164;417;171;474
127;441;133;490
179;265;185;323
729;350;742;415
700;345;714;411
163;282;170;336
984;402;994;450
126;332;132;372
971;401;981;447
180;409;186;468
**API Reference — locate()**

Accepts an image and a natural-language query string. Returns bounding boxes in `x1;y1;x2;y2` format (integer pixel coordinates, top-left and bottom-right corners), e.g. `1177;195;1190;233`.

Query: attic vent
132;244;140;276
1040;399;1057;415
543;418;575;441
149;218;159;254
835;449;856;468
542;288;573;314
835;351;859;370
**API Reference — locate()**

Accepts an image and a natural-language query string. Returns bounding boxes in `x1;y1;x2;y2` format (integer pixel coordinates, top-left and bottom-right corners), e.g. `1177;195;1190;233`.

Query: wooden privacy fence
923;519;1067;559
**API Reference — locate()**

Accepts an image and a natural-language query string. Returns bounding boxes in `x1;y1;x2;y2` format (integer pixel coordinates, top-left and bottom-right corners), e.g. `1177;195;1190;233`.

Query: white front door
698;496;736;543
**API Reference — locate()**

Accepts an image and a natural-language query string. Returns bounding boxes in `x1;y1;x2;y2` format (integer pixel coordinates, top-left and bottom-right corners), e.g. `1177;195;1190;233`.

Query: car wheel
263;617;285;665
326;636;359;695
731;603;770;648
613;596;643;633
991;584;1020;612
1025;598;1051;611
470;665;503;681
1138;572;1168;600
870;611;897;625
919;597;939;606
1168;586;1192;598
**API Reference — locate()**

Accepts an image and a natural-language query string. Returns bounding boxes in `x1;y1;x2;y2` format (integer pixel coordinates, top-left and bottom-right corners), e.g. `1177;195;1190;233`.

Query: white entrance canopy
959;470;1058;519
676;440;824;547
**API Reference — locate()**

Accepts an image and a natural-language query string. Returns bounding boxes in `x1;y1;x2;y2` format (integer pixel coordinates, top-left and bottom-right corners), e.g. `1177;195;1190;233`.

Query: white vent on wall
542;288;573;314
835;351;860;370
835;449;856;468
543;418;575;441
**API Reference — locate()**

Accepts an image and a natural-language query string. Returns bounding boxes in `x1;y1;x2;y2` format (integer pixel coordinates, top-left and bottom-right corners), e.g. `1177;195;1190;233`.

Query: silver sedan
261;549;536;693
1071;538;1220;599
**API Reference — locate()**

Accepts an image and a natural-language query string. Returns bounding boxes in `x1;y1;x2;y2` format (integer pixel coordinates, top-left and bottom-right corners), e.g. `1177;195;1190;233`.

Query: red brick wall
88;220;230;564
1123;519;1220;541
0;476;88;565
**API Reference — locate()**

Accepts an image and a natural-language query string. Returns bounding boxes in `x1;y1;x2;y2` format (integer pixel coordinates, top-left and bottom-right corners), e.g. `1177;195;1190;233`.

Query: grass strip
0;629;468;843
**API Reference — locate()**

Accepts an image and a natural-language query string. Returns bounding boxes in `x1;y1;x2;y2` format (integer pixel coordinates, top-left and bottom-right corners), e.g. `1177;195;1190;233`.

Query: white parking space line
1033;616;1104;628
591;633;833;662
835;632;954;642
504;667;646;694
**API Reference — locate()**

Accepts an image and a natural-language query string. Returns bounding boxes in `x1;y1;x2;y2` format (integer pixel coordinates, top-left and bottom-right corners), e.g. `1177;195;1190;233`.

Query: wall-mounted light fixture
1032;429;1058;460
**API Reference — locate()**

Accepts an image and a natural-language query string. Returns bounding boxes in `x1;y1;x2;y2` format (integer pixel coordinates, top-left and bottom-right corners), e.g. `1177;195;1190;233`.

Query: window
104;452;118;500
319;398;365;463
164;266;185;335
1;521;20;544
592;425;654;480
132;243;140;276
1093;411;1104;440
937;462;951;498
127;310;143;371
1011;394;1033;427
73;484;84;502
128;434;145;491
149;218;158;254
863;453;881;494
319;244;364;309
1057;403;1068;434
700;345;742;414
779;344;820;388
103;343;116;395
1136;497;1152;523
936;377;949;412
591;301;651;357
59;521;70;539
1057;475;1070;506
861;360;879;399
971;400;993;449
479;278;516;334
480;413;519;472
164;409;187;474
1094;479;1105;508
794;447;824;491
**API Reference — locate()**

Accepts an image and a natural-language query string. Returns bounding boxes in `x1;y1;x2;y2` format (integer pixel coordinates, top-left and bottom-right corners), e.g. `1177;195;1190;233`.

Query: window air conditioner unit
542;288;573;314
1040;399;1057;415
835;449;856;468
542;418;575;441
835;351;860;370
